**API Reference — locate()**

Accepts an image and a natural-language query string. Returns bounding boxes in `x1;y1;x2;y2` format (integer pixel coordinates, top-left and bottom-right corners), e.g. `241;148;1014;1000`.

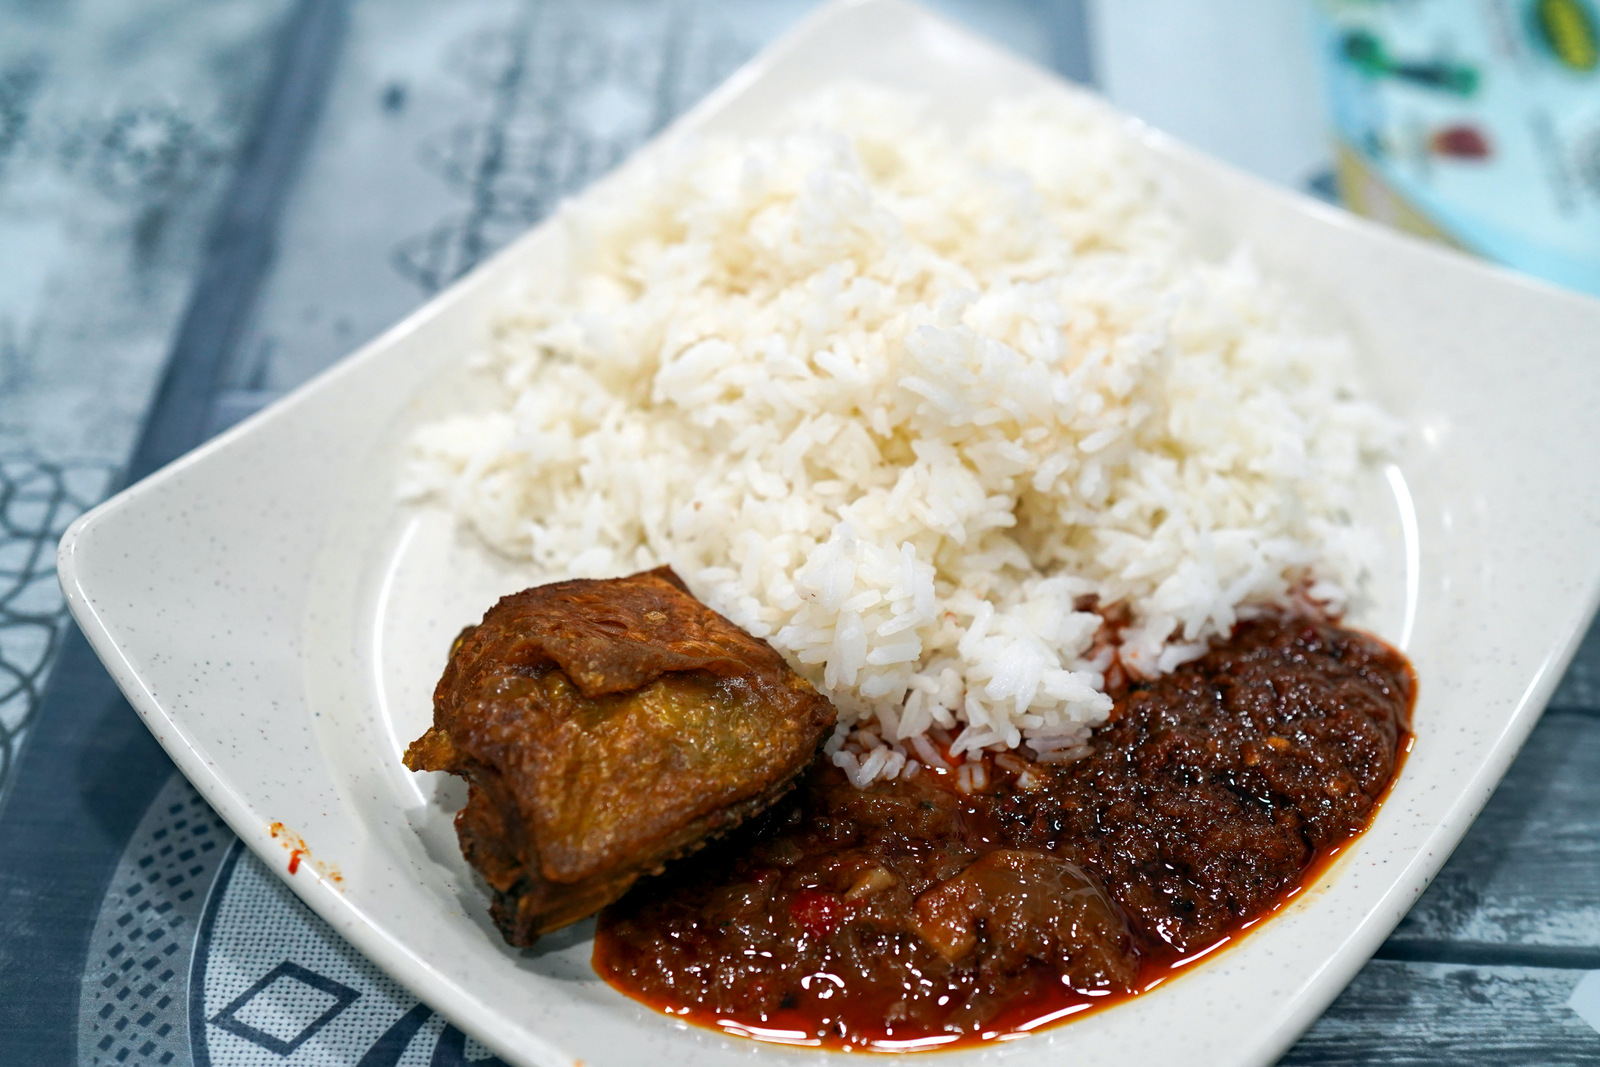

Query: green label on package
1313;0;1600;297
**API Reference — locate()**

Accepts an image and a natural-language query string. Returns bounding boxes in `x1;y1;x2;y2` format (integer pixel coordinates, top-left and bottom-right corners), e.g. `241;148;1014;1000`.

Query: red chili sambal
593;613;1415;1050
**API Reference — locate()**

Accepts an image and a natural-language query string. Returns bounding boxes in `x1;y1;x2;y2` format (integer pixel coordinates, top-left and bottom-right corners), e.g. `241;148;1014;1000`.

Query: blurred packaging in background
1310;0;1600;297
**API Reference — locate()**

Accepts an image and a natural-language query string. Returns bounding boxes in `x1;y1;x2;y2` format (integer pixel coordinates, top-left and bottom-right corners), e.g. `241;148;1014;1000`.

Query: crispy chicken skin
404;566;836;945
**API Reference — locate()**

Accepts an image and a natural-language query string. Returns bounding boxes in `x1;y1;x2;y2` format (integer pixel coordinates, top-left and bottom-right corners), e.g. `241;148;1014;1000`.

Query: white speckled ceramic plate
56;1;1600;1064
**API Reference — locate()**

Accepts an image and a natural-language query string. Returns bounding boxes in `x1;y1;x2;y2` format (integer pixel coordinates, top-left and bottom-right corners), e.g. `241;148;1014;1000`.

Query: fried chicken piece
404;566;836;945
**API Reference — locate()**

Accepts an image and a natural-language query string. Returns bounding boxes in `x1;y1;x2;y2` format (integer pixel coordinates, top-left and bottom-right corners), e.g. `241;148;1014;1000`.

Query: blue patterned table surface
1;2;1597;1065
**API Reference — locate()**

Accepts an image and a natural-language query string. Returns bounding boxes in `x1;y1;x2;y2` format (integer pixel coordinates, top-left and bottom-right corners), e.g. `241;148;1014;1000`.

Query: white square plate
57;1;1600;1064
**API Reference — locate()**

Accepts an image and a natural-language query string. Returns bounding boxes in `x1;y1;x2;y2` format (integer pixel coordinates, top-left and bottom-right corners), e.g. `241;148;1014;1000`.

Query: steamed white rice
403;84;1392;786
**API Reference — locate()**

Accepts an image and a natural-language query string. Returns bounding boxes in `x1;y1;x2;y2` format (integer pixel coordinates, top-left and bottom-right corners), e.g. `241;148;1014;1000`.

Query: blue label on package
1313;0;1600;296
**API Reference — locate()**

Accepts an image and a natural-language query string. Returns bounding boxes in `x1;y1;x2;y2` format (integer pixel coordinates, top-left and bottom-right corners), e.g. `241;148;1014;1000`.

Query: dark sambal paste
593;613;1415;1050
